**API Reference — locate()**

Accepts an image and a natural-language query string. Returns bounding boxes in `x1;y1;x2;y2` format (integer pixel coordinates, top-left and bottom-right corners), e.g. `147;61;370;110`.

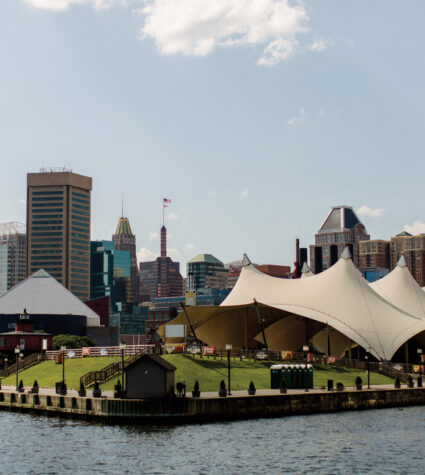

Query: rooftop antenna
122;192;124;218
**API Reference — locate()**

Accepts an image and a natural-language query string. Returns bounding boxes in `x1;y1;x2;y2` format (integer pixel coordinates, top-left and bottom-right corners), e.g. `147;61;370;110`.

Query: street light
365;352;370;389
417;348;423;375
60;346;66;386
226;344;232;396
14;347;20;390
120;342;126;394
4;357;8;371
303;345;309;392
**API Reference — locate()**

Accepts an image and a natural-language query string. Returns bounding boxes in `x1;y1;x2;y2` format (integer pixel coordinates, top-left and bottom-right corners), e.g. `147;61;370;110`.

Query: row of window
32;226;63;231
32;190;63;196
32;220;63;225
31;243;63;248
72;202;89;211
32;232;62;236
32;237;63;242
72;191;89;199
32;209;63;214
72;243;89;250
72;197;89;205
72;208;89;217
32;202;63;207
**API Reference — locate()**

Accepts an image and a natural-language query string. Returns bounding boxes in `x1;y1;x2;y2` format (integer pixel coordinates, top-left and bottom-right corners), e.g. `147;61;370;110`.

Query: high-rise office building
90;240;132;311
0;222;26;295
139;226;183;300
309;206;370;274
26;168;92;300
186;254;228;291
112;217;139;303
389;232;425;287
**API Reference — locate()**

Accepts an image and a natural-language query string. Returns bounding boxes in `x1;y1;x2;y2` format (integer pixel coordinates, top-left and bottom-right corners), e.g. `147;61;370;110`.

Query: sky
1;0;425;273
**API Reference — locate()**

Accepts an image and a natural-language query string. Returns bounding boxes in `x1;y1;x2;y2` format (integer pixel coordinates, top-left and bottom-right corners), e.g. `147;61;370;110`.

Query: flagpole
163;202;164;227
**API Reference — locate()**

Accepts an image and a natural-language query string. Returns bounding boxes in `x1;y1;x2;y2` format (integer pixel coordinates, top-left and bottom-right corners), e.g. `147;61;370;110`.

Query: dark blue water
1;407;424;474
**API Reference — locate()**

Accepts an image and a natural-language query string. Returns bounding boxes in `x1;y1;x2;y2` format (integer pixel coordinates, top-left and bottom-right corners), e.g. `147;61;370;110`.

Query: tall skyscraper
309;205;370;274
112;216;139;303
139;225;183;300
26;168;92;300
0;222;26;295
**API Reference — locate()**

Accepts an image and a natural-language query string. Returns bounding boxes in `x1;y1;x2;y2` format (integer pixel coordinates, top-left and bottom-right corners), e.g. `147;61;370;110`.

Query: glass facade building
90;240;131;311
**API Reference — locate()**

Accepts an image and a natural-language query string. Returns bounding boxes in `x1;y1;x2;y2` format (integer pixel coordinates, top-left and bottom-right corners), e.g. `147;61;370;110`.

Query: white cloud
185;243;195;252
286;108;305;126
19;199;25;204
404;221;425;235
308;36;331;52
23;0;330;66
148;231;159;240
137;245;183;262
141;0;326;66
22;0;116;11
137;247;158;262
241;189;249;198
168;212;179;221
318;108;326;117
357;205;385;218
168;248;182;260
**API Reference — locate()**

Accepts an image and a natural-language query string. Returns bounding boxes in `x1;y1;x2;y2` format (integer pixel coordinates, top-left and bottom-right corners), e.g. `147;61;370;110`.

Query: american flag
163;198;171;203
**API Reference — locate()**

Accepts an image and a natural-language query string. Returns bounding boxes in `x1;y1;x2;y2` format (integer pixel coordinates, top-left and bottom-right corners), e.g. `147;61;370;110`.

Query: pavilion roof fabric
220;258;425;360
160;253;425;361
0;269;100;326
370;261;425;319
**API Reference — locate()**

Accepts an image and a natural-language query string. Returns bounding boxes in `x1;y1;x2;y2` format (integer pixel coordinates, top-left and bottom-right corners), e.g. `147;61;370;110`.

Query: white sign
225;344;232;350
165;324;186;338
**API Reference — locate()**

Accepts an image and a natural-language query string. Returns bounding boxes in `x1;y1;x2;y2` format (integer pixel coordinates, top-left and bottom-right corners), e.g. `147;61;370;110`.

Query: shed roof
126;354;176;372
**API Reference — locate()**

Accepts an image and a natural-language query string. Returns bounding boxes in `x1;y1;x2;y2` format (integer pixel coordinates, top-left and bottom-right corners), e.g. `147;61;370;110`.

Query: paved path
0;384;417;400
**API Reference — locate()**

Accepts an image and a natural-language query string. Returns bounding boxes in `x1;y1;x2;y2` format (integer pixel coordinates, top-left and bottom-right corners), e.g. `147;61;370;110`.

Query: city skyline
1;1;425;270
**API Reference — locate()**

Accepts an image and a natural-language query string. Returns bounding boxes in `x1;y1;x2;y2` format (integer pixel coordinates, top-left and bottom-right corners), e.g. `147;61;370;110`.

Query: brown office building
359;239;390;269
139;226;183;300
310;206;370;273
389;232;425;287
26;169;92;300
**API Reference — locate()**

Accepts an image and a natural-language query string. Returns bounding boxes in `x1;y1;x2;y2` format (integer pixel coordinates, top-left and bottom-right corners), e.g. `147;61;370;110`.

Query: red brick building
0;312;52;354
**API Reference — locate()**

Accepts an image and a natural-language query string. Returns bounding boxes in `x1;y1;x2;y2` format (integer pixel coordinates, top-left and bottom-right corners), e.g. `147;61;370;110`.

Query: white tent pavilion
160;249;425;361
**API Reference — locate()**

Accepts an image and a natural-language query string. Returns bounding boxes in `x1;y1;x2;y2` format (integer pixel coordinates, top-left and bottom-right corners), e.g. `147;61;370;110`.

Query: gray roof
126;354;176;372
318;206;363;234
0;269;100;326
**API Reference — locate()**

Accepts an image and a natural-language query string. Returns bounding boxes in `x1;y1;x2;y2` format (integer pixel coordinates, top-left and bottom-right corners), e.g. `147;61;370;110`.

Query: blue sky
1;1;425;272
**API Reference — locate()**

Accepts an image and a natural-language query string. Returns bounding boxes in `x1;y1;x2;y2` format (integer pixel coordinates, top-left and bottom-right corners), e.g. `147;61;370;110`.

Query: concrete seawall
0;388;424;425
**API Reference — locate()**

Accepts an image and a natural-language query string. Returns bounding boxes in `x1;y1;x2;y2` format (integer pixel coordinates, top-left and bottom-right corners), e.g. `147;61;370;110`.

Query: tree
52;334;96;350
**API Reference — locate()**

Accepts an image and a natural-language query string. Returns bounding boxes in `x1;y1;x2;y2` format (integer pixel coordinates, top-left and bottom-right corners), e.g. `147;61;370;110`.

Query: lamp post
365;353;370;389
417;348;423;375
226;344;232;396
60;346;66;386
303;345;309;392
120;342;126;394
4;357;8;371
14;347;20;390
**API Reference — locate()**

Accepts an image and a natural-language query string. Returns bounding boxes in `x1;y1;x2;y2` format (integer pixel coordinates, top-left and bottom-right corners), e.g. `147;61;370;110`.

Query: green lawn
0;354;394;391
1;357;121;389
100;354;394;391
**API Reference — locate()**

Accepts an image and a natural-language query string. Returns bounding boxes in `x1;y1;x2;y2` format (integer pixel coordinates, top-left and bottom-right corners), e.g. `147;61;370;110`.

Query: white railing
45;344;155;359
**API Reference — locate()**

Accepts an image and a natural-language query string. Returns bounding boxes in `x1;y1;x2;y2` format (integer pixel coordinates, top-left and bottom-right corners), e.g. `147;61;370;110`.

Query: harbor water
1;406;425;474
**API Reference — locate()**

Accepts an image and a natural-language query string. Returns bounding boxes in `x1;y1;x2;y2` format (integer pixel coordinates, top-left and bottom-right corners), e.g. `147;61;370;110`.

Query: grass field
1;357;121;389
0;354;394;391
100;354;394;391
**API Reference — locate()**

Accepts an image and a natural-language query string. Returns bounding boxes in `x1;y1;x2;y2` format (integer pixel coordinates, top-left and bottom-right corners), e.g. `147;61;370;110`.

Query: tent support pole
405;341;409;364
244;308;248;351
254;300;268;352
180;302;200;348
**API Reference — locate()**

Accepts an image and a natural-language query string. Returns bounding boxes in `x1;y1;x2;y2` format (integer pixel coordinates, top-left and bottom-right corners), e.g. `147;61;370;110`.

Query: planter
336;385;344;392
280;387;287;394
17;388;24;393
192;390;200;398
218;388;227;397
92;389;102;398
30;388;39;394
248;389;256;396
407;382;414;389
59;389;67;396
78;390;86;397
356;385;362;391
394;382;401;389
